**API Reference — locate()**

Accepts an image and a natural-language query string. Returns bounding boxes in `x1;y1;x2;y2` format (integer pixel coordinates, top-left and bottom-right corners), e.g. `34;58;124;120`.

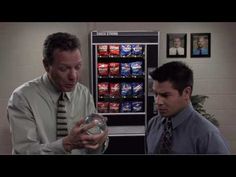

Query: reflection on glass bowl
84;113;107;135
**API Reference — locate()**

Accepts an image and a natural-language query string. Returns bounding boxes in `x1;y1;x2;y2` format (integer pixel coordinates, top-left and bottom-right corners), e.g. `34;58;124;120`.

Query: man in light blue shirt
193;36;208;55
7;32;109;154
146;61;230;154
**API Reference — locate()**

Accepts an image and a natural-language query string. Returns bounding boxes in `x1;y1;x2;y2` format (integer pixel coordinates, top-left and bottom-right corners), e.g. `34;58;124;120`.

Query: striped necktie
159;118;173;154
56;92;68;139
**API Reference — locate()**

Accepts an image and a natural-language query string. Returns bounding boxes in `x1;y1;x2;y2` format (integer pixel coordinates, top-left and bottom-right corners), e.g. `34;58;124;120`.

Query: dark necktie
176;49;179;55
199;48;202;55
159;118;173;154
56;93;68;139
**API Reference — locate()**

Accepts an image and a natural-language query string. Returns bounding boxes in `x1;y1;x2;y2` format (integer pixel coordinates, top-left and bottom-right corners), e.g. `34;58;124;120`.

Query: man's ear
43;59;49;72
183;86;192;99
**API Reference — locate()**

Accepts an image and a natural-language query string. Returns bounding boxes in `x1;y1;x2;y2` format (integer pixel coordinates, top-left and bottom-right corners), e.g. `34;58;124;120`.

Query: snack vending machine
90;31;159;153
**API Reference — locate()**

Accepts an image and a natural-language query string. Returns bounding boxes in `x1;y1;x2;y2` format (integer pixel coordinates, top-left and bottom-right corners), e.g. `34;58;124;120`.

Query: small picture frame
167;33;187;58
191;33;211;58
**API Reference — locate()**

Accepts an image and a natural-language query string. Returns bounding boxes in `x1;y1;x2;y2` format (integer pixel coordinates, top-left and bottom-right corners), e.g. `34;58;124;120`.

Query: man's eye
59;67;67;72
75;65;81;71
161;94;169;98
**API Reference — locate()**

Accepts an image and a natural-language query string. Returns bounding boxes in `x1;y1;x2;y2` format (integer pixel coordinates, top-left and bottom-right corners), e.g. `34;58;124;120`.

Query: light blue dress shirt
193;48;208;55
146;103;230;154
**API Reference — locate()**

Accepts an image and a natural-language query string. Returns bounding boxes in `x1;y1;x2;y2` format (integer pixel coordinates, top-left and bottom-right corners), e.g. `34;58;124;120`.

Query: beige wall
1;22;236;154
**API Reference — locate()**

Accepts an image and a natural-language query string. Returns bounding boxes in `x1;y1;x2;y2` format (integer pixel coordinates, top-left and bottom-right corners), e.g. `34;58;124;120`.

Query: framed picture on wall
167;33;187;58
191;33;211;57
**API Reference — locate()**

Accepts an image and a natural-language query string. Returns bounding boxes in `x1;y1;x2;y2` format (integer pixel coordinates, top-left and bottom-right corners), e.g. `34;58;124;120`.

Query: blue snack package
121;102;132;112
131;44;144;56
121;83;132;96
120;44;132;57
121;63;131;76
132;82;144;96
131;61;143;76
132;101;143;112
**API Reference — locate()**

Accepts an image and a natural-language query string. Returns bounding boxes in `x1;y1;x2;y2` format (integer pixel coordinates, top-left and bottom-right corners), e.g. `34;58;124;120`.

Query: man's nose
156;95;164;105
68;69;77;80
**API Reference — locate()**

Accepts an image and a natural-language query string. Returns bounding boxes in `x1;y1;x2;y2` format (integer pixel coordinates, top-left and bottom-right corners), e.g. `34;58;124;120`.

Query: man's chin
159;112;170;117
61;86;75;92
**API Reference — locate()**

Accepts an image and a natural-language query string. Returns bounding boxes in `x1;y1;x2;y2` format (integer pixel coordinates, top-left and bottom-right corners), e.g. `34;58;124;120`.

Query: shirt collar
161;102;194;129
42;73;72;103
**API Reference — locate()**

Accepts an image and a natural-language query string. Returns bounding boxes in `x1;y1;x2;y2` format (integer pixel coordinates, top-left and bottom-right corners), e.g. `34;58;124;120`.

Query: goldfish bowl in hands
84;113;107;135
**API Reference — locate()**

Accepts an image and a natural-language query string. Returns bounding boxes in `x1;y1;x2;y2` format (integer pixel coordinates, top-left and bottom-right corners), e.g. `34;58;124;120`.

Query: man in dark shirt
146;61;230;154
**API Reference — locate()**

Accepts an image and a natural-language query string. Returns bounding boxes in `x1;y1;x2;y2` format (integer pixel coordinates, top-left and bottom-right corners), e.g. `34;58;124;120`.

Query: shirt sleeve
87;91;97;114
85;136;109;154
7;91;66;154
197;130;230;154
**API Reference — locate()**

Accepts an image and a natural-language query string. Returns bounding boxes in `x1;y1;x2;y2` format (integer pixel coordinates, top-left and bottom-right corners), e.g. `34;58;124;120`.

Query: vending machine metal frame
90;31;159;153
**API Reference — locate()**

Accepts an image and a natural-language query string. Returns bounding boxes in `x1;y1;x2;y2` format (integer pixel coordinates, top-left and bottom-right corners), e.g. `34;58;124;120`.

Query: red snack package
98;63;109;76
97;45;109;56
109;45;120;56
98;82;109;97
97;102;109;113
110;83;120;97
109;102;120;113
109;62;120;76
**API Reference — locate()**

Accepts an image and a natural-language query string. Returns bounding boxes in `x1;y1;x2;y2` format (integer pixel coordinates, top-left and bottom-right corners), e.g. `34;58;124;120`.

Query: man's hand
63;118;108;152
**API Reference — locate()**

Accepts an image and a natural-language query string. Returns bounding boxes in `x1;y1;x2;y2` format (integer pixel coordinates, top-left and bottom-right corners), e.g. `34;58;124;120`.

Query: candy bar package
131;61;143;76
109;102;120;113
98;82;109;97
132;101;143;112
121;82;132;96
121;63;131;77
120;44;132;57
97;102;109;113
98;63;109;76
109;45;120;56
110;83;120;97
132;82;144;96
109;62;120;76
121;102;132;112
97;45;109;56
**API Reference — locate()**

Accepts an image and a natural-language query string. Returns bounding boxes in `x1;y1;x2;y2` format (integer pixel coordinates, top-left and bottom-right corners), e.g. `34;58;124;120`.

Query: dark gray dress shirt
146;103;230;154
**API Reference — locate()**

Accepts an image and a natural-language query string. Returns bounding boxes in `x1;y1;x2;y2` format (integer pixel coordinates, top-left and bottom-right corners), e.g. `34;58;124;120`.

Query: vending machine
90;31;159;153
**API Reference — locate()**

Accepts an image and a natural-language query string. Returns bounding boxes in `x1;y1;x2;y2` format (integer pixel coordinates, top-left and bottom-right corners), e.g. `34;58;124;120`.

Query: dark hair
43;32;81;65
150;61;193;95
